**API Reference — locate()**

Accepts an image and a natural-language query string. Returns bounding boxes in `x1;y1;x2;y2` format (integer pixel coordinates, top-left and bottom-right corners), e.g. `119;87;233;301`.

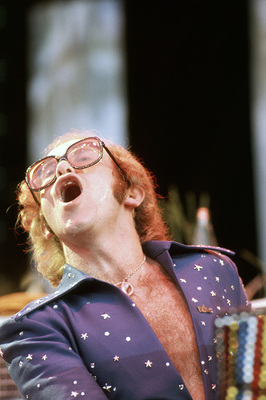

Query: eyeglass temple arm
26;181;41;206
102;144;126;178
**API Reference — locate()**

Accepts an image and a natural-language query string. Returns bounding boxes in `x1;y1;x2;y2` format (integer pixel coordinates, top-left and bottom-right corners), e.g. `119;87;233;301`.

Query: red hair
17;130;171;287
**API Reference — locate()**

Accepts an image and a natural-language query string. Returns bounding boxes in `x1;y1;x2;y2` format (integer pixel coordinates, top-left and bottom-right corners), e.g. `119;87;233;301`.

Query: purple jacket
0;241;250;399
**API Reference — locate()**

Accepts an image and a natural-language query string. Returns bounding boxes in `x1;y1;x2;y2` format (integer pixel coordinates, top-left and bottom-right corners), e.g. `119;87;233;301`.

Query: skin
40;139;205;399
40;140;146;284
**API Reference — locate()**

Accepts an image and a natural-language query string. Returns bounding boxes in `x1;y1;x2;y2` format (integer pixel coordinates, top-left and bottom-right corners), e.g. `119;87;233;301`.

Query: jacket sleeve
0;309;109;400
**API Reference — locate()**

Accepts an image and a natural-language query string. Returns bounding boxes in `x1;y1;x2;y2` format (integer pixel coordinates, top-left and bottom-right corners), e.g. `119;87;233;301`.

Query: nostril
56;160;74;177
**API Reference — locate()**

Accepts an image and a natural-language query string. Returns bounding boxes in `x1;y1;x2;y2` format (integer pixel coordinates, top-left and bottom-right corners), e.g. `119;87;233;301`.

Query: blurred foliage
161;184;211;244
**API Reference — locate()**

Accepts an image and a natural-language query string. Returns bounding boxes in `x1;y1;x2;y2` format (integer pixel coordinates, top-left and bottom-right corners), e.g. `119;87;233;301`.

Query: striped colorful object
215;309;266;400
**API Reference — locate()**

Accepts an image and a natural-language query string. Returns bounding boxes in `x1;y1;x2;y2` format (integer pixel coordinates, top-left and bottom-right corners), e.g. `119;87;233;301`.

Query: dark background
0;0;258;293
125;1;257;286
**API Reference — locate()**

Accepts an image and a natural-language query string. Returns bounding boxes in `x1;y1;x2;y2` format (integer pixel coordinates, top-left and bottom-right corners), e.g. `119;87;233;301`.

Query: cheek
98;183;112;203
40;197;56;228
40;185;53;204
88;169;118;204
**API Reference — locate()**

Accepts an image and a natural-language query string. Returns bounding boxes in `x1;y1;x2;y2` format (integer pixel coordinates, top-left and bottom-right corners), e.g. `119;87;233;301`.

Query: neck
62;229;145;285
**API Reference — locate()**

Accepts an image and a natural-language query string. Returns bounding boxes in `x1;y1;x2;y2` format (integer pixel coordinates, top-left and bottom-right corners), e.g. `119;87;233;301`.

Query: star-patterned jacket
0;240;250;400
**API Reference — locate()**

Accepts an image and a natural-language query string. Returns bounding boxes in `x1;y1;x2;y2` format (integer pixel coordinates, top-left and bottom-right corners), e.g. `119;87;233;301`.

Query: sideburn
112;171;129;204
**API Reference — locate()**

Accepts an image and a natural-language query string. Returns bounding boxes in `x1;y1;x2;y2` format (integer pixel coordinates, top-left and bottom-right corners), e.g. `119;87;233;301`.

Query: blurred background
0;0;265;299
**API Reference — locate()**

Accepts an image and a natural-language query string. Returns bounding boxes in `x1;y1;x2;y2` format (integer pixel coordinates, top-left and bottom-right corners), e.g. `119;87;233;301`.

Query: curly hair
17;131;171;287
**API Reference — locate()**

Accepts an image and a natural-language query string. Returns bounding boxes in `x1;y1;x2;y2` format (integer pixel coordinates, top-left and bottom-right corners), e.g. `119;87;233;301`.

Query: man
0;131;250;399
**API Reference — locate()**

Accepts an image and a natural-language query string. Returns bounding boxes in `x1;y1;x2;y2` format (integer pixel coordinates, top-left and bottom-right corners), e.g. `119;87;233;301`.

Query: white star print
210;291;216;297
42;355;47;360
145;360;152;367
26;354;33;361
81;333;88;340
194;264;203;271
101;313;110;319
71;391;79;397
103;383;112;392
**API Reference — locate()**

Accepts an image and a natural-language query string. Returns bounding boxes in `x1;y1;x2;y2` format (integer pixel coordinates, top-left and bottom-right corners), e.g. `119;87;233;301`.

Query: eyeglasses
25;136;126;203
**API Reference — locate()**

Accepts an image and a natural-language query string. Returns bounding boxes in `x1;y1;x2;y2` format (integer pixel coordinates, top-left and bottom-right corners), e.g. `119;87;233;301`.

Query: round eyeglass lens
29;157;57;190
67;138;101;168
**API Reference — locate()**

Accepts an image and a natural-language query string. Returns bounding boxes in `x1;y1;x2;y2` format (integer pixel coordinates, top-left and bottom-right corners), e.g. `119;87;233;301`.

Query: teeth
62;181;76;189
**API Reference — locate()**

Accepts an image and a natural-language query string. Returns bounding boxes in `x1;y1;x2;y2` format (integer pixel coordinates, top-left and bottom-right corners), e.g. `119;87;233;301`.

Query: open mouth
61;181;82;203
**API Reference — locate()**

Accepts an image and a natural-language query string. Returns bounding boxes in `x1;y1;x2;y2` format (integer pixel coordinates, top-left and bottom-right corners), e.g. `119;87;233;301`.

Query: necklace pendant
114;255;146;296
121;280;134;296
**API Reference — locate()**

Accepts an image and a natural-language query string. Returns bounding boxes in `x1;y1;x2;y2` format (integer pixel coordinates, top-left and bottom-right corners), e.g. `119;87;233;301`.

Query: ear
40;220;54;240
124;185;145;211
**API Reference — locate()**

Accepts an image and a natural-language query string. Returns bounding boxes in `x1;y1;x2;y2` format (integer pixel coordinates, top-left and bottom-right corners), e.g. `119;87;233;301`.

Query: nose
56;159;75;177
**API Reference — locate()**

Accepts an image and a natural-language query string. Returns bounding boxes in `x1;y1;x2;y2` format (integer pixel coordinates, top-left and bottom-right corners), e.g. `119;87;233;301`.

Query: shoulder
143;240;240;280
1;265;93;323
169;241;239;276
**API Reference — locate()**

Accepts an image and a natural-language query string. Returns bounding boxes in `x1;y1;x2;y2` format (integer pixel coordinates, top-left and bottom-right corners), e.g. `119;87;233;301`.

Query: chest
131;267;205;399
135;280;195;349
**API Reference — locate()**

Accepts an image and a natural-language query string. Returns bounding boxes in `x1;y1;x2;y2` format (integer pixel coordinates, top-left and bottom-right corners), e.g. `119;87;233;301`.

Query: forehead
47;139;80;157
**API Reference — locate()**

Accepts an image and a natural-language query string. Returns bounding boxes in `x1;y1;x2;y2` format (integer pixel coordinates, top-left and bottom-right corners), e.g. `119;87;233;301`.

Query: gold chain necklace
115;255;147;296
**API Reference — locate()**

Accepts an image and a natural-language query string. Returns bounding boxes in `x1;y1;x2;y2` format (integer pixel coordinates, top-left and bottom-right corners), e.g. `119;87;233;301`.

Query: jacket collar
15;240;233;321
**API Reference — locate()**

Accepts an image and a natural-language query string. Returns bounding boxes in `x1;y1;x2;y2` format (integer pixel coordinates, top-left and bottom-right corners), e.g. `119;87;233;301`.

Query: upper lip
54;174;83;203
